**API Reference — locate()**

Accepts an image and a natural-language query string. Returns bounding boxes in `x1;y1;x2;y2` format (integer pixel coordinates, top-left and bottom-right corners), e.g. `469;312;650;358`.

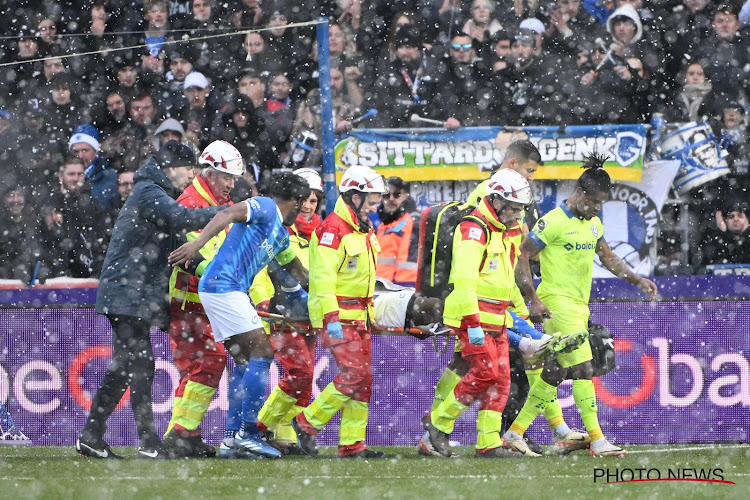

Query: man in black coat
367;25;448;129
701;199;750;267
76;141;227;459
38;156;107;279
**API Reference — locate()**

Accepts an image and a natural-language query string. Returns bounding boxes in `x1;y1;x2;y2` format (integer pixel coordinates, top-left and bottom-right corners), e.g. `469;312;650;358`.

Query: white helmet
339;165;387;194
199;140;245;176
293;168;323;193
487;169;532;205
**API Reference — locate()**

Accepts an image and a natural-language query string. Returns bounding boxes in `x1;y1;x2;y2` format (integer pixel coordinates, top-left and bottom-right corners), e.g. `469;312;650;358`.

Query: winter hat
69;124;101;152
167;43;197;65
154;117;185;137
228;94;257;115
722;100;746;114
183;71;209;89
156;140;197;169
519;18;545;34
21;98;43;117
395;25;421;49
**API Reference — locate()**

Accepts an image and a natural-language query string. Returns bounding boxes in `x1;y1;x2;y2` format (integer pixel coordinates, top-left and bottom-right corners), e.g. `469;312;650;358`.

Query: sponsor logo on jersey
320;232;335;246
260;239;275;259
248;199;261;212
564;241;596;251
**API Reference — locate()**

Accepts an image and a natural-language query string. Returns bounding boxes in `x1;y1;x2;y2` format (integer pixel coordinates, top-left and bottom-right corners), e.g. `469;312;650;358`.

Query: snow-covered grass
1;444;747;499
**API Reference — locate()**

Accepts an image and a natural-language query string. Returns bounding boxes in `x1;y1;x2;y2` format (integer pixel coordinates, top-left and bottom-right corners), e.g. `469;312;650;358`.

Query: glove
327;321;344;340
280;287;309;320
467;326;484;346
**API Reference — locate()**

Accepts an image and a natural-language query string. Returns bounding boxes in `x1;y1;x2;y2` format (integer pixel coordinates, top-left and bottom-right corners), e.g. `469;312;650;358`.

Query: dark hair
714;3;739;18
61;155;85;169
490;29;511;44
451;30;472;41
49;72;73;89
387;176;409;192
269;173;311;201
576;152;611;194
683;60;711;82
129;87;156;107
722;195;749;215
505;140;542;165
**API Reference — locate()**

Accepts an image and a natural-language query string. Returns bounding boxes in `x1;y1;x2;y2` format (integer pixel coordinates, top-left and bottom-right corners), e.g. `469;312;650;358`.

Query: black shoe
421;415;452;457
278;442;305;456
138;444;173;459
524;434;543;455
340;448;386;459
188;435;216;458
259;430;286;455
291;417;318;457
163;429;215;458
475;446;523;458
76;435;123;460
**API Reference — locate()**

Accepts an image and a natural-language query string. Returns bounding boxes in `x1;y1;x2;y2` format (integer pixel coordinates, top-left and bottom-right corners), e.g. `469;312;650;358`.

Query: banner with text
1;301;747;447
336;125;649;183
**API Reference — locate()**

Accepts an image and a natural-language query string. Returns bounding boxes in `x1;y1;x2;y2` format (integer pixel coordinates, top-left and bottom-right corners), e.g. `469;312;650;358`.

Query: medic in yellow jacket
421;169;534;459
292;165;388;460
163;140;244;457
306;196;380;330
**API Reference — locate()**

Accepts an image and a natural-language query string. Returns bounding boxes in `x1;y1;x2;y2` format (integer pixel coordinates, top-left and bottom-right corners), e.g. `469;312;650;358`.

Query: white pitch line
626;444;749;454
5;473;749;482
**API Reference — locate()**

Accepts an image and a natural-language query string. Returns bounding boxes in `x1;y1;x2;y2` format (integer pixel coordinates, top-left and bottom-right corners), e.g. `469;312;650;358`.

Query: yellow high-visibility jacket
308;197;380;329
443;198;523;331
168;176;232;314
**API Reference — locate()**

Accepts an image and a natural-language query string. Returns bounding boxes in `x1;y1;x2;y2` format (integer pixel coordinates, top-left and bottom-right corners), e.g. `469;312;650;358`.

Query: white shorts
373;288;414;329
198;290;262;342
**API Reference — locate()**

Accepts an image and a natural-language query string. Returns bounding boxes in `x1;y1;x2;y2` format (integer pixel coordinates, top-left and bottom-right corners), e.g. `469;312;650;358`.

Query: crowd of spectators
1;0;749;281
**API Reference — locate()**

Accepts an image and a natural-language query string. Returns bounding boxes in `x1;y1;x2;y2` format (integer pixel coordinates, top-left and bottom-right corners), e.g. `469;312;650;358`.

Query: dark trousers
82;315;159;447
501;348;530;433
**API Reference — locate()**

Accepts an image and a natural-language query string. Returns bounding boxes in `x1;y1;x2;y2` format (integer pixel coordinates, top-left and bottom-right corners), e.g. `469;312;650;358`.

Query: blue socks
225;364;247;437
240;357;272;433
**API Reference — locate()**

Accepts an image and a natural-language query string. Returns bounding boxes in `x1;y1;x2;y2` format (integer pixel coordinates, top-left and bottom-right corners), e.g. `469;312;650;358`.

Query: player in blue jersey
168;173;311;459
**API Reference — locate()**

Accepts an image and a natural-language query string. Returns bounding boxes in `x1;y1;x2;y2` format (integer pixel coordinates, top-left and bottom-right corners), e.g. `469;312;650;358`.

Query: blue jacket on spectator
85;155;119;212
95;155;225;329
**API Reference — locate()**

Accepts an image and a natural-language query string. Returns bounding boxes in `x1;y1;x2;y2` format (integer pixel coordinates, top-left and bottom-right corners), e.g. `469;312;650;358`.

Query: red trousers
168;308;227;397
322;325;372;402
269;326;317;406
453;327;511;413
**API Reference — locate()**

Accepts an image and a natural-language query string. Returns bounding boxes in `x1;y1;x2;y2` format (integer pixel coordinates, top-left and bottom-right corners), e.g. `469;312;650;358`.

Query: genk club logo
615;131;645;167
594;466;735;485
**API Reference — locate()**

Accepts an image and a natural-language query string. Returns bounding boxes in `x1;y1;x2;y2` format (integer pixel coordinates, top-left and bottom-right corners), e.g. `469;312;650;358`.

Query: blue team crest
591;225;598;238
615;132;645;167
